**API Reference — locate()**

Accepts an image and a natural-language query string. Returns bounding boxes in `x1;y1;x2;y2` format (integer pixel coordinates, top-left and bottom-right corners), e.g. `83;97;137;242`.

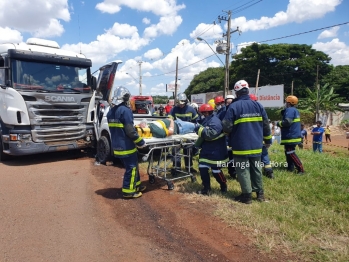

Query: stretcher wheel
191;176;197;183
167;181;174;190
149;175;156;184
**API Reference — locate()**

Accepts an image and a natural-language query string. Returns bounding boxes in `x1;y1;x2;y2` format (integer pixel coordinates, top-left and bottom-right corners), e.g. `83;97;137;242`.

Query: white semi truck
0;38;97;161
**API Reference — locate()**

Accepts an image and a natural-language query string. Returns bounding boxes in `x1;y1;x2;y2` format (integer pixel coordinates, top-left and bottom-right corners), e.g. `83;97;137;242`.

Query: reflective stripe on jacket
279;107;302;145
197;114;228;167
222;94;272;157
107;104;145;158
169;104;198;123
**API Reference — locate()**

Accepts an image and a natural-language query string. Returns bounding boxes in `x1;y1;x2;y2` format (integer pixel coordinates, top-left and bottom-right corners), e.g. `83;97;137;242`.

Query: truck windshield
11;59;91;93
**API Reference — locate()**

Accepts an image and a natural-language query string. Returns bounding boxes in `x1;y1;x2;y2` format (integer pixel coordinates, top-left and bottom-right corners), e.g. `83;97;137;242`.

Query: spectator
311;121;325;153
164;101;172;115
325;125;331;142
223;80;272;204
299;123;308;149
158;104;165;116
276;95;305;174
273;121;281;144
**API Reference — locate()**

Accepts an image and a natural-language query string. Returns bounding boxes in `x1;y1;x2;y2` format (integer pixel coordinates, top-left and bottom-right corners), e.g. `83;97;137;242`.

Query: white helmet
190;103;199;110
111;86;131;106
234;80;249;92
225;94;235;100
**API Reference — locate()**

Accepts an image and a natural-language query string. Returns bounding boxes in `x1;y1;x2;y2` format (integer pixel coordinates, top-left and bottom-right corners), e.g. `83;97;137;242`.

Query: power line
237;21;349;47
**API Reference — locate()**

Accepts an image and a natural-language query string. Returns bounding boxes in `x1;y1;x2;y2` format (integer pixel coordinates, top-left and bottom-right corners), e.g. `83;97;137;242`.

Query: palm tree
298;83;344;123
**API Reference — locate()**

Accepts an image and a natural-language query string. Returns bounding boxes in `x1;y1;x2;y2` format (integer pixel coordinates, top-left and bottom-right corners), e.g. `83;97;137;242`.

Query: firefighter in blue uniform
276;95;305;174
214;96;226;121
195;104;229;195
249;94;274;179
107;86;147;199
223;80;272;204
169;93;198;173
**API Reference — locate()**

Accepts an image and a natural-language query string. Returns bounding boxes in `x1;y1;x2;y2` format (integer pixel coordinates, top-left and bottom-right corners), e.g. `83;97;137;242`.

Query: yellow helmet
286;95;298;105
207;99;216;109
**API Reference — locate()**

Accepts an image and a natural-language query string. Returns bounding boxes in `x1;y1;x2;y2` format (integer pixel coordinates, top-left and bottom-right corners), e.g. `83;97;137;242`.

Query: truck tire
0;136;11;162
97;136;111;164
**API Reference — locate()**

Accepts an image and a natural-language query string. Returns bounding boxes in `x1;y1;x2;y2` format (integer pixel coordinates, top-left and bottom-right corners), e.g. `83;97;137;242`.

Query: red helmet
249;94;257;101
214;96;224;104
199;104;214;113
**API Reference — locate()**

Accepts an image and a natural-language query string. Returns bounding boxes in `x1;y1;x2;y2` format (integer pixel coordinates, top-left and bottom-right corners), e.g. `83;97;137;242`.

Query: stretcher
140;133;198;190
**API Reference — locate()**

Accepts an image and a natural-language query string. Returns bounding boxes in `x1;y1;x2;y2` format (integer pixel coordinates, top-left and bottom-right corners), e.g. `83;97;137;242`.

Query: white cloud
0;27;23;43
0;0;70;37
144;48;163;60
107;23;138;37
190;23;224;41
33;19;65;38
142;18;151;25
231;0;342;32
143;15;183;38
313;38;349;65
318;26;340;39
95;0;185;16
150;83;167;96
62;24;150;65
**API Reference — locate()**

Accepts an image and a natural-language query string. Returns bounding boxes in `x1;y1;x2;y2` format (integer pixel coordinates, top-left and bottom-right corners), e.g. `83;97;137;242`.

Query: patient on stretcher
138;118;195;138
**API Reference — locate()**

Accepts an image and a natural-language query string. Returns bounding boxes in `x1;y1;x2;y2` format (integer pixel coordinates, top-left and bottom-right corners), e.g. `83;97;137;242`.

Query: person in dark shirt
158;104;165;116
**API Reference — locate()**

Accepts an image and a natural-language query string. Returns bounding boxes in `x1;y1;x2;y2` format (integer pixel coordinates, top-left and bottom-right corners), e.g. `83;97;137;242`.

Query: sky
0;0;348;97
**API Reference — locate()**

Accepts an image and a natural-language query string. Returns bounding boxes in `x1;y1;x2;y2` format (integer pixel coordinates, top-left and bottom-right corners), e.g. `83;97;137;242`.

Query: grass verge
139;144;349;261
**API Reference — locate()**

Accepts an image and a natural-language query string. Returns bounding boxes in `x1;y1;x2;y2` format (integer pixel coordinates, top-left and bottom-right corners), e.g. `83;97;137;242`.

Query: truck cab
0;38;96;161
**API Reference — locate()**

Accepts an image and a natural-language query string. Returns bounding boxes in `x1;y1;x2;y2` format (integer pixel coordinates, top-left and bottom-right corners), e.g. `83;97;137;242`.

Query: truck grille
27;103;89;143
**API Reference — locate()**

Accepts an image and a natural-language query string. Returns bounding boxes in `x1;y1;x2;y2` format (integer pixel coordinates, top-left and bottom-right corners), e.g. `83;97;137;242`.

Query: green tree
321;65;349;101
230;43;332;97
298;83;344;121
185;67;224;97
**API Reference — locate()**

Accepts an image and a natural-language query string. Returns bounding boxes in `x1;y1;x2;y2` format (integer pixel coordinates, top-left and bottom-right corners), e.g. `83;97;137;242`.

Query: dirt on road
6;132;348;261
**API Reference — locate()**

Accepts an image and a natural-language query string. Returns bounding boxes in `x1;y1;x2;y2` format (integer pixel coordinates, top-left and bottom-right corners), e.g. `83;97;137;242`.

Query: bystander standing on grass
311;121;325;153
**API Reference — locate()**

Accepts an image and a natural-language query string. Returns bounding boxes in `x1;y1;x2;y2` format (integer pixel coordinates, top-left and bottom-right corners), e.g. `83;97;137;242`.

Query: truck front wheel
97;136;112;164
0;137;11;162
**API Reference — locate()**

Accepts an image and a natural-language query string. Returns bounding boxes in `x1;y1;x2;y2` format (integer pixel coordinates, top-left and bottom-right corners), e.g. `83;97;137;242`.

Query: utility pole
219;11;240;98
255;69;260;96
138;61;143;95
316;65;319;121
291;80;294;95
174;57;179;101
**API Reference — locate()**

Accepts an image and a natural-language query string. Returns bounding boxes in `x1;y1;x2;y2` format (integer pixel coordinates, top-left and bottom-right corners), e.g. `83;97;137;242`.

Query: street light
196;37;225;67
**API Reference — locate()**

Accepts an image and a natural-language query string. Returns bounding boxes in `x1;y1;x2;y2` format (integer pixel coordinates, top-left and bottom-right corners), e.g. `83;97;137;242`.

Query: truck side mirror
91;76;97;91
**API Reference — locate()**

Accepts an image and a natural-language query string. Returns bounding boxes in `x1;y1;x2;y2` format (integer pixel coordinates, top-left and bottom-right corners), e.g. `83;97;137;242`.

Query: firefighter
276;95;305;174
107;86;147;199
169;93;198;173
249;94;274;179
214;96;226;121
195;104;228;195
223;80;272;204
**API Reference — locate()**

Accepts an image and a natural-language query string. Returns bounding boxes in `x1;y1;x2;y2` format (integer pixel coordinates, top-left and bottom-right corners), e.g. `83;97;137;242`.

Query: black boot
234;193;252;204
220;183;227;193
196;187;211;195
256;191;265;202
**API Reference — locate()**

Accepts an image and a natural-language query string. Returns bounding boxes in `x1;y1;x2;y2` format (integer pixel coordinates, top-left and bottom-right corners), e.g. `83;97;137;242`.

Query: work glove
137;142;147;149
265;143;271;149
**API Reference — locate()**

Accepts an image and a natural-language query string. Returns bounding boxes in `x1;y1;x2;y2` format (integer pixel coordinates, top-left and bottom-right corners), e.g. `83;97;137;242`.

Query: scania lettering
0;38;97;161
45;96;76;102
